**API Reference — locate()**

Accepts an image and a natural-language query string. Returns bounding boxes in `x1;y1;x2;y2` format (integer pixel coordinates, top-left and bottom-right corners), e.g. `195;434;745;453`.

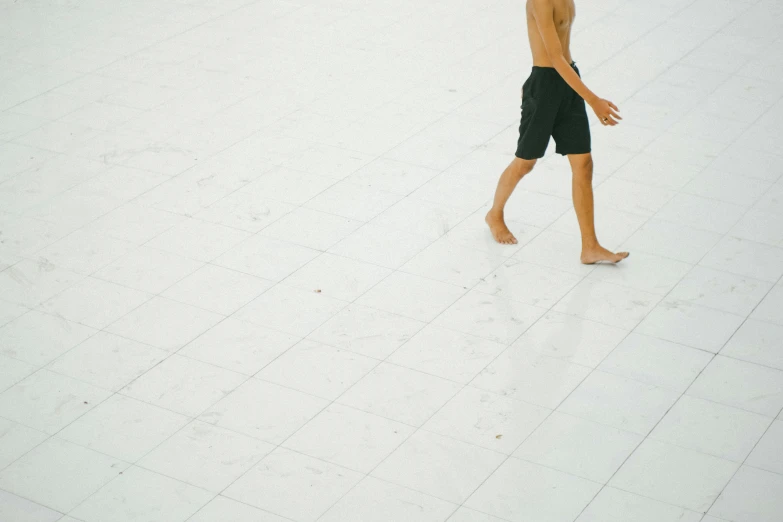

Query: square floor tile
257;340;377;400
448;508;508;522
346;158;439;195
71;466;212;522
261;207;361;251
0;218;75;259
308;304;424;359
655;193;746;234
197;192;295;234
329;223;434;269
179;318;299;375
515;411;643;483
284;403;414;473
47;331;167;391
38;276;152;330
0;490;63;522
122;355;245;417
636;299;745;352
283;253;391;301
304;180;402;221
0;438;126;513
424;386;550;454
35;230;135;275
558;370;680;435
553;279;660;330
214;235;320;282
243;167;338;205
337;363;461;427
0;310;96;366
372;430;506;504
687;356;783;416
598;333;713;392
189;496;289;522
92;246;202;294
595;178;675;217
471;348;591;409
0;370;110;434
0;300;31;328
139;420;274;492
435;290;546;344
443;213;541;257
82;203;185;244
730;209;783;246
199;379;328;444
501;190;572;229
282;144;373;180
586;251;692;295
0;353;36;392
651;395;771;462
356;271;466;322
622;219;722;264
106;297;224;352
0;418;48;469
224;448;362;522
389;325;506;383
614;152;703;190
145;218;252;262
746;420;783;475
710;465;783;522
475;260;583;308
234;284;347;337
513;230;597;275
511;312;628;368
79;164;167;200
700;236;783;282
58;394;189;462
722;319;783;370
465;458;602;522
371;197;469;241
610;439;739;512
318;477;457;522
668;266;773;316
401;239;506;288
549;206;648;251
751;284;783;326
161;264;273;315
575;487;702;522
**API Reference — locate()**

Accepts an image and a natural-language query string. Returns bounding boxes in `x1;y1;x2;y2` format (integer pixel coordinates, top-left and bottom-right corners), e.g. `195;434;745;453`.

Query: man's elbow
545;50;566;65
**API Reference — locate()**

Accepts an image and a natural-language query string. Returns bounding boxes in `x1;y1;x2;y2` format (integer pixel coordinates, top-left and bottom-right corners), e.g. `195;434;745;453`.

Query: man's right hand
590;98;622;126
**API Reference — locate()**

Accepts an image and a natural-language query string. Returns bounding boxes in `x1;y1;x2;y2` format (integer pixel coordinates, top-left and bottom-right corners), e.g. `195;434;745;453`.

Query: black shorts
515;63;591;160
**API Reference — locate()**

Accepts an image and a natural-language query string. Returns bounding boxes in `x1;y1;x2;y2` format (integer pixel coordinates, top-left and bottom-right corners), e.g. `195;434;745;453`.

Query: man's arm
531;0;621;125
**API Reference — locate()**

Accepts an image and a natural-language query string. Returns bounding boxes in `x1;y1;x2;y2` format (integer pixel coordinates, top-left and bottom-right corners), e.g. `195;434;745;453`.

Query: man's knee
569;153;593;179
511;157;537;179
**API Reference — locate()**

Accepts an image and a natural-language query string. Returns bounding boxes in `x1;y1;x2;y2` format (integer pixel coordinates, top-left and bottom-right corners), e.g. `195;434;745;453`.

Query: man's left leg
568;153;629;264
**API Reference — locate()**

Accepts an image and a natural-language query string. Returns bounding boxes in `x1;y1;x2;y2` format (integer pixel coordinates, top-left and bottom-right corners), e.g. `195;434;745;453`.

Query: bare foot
486;211;518;245
581;245;629;265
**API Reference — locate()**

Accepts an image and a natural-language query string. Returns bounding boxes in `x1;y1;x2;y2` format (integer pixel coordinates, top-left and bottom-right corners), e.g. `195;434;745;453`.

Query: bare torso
526;0;575;66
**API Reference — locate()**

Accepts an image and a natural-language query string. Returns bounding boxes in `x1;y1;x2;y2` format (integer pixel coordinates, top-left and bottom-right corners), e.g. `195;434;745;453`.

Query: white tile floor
0;0;782;521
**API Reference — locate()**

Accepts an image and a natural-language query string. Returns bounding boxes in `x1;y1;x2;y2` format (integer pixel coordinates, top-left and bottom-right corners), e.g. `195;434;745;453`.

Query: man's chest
551;0;576;28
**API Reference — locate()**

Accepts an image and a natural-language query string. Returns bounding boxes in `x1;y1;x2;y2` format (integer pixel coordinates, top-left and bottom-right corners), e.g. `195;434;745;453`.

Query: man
486;0;629;264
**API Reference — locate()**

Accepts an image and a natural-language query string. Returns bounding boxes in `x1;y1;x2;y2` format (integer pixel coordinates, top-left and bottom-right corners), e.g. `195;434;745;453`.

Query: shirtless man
486;0;629;264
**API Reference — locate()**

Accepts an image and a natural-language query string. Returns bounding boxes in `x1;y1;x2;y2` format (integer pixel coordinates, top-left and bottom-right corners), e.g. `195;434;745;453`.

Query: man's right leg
486;157;536;244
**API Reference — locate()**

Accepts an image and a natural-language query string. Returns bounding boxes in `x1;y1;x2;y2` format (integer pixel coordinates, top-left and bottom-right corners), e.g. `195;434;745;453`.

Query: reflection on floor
1;0;783;521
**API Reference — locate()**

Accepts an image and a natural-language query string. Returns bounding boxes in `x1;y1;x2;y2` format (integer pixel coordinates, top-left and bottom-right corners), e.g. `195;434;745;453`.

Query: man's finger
610;110;622;120
608;102;619;111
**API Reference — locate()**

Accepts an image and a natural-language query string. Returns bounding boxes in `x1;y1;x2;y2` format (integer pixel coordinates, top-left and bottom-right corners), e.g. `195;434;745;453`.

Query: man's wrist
585;93;599;106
